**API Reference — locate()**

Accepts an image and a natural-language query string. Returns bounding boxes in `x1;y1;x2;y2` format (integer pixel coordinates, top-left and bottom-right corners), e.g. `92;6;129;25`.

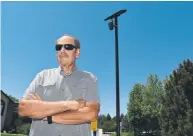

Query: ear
75;49;80;59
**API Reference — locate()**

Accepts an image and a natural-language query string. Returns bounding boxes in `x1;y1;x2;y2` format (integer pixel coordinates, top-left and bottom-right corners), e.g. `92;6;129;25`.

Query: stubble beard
58;52;74;73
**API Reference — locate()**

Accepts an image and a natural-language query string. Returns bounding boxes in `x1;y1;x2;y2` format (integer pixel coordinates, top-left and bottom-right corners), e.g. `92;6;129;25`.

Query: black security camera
108;21;114;30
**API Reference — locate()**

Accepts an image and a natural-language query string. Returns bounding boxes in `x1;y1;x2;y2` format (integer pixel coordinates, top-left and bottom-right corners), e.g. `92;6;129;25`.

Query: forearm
18;99;71;119
52;109;96;125
52;102;99;124
55;107;93;120
52;118;90;125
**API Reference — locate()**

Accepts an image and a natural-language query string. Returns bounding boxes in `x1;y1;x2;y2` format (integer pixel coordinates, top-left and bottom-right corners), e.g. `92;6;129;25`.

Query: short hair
56;34;80;49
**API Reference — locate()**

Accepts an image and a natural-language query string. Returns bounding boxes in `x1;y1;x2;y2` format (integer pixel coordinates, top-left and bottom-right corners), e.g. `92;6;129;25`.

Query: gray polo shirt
22;66;100;136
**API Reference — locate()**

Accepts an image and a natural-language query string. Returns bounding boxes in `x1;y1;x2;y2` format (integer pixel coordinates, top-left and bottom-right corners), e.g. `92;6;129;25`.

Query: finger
80;102;86;108
28;94;36;100
25;94;37;100
77;99;86;105
79;99;85;102
26;94;35;100
77;99;84;102
34;93;42;100
26;95;34;100
29;94;38;100
25;95;30;100
80;100;86;106
75;99;86;109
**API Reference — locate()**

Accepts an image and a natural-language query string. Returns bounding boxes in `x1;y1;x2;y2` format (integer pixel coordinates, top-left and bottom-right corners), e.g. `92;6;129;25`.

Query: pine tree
107;113;112;121
160;59;193;136
121;115;130;132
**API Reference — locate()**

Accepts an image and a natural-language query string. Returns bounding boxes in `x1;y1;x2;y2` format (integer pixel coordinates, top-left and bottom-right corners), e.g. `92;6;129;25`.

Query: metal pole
104;9;127;136
114;17;120;136
93;131;96;136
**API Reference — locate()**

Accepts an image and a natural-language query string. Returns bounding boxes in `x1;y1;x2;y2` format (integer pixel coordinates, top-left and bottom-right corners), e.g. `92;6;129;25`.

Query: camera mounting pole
104;9;127;136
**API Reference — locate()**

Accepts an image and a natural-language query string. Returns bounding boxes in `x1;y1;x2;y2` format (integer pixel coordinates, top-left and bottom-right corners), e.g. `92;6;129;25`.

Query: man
18;34;100;136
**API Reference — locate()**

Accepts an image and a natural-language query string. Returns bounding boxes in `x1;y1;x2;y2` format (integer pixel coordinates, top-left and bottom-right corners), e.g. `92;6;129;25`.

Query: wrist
68;100;80;111
60;101;72;111
43;117;47;121
52;115;59;123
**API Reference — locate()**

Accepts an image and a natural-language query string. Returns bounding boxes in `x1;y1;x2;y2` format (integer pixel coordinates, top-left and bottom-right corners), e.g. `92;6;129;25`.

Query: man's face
56;36;80;66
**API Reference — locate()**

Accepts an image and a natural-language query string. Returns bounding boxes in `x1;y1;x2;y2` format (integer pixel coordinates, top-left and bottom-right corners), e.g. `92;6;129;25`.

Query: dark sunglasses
55;44;77;51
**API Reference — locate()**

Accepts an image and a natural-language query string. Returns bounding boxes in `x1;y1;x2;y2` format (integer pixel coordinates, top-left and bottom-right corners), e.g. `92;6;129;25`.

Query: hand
69;101;81;111
25;93;42;101
69;99;86;111
76;99;86;108
42;117;47;121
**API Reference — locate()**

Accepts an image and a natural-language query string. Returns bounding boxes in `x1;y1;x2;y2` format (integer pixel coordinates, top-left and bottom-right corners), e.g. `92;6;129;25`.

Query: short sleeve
20;72;42;101
85;74;100;105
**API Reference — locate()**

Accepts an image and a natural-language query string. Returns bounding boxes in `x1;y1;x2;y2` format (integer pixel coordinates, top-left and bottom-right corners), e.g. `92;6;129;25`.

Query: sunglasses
55;44;77;51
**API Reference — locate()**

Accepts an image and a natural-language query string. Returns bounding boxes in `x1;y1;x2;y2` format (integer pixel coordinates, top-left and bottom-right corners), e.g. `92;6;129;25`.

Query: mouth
59;52;68;58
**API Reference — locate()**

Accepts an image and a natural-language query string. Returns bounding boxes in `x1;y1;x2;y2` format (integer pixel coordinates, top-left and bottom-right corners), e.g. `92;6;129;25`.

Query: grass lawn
0;133;26;136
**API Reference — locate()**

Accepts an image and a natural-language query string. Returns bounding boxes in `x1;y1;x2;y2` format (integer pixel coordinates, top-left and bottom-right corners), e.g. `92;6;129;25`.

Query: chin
61;60;73;66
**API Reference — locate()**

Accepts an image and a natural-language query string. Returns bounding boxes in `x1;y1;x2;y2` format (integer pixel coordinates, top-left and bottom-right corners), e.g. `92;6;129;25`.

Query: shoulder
36;68;58;77
79;70;98;82
33;68;58;84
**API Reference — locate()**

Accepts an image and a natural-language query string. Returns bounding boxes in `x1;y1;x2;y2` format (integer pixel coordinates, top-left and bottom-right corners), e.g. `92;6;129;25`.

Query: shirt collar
56;66;77;76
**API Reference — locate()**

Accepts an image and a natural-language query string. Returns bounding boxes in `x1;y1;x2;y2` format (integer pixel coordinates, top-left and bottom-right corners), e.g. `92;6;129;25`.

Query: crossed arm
18;93;100;125
51;101;99;124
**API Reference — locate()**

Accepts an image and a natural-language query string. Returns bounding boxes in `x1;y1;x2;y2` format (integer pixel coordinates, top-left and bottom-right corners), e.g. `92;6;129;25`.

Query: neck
61;63;76;74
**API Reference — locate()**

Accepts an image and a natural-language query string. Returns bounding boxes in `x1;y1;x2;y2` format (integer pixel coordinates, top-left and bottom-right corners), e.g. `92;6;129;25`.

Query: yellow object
91;120;98;131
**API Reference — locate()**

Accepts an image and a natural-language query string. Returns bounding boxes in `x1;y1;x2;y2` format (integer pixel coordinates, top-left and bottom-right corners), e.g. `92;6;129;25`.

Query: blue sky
2;1;193;117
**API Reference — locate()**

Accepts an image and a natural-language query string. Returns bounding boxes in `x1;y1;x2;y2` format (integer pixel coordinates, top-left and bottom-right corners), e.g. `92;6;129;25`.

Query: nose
60;46;66;52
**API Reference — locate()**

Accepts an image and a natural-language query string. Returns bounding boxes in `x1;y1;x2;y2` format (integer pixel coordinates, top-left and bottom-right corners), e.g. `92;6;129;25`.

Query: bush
0;133;26;136
16;123;31;135
111;132;134;136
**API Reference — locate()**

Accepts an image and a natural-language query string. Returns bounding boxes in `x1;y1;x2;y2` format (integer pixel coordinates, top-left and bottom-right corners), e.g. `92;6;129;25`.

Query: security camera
108;21;114;30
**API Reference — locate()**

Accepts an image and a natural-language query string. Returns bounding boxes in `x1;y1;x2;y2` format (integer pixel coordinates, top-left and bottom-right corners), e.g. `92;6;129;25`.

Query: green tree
127;84;144;135
107;113;112;121
103;120;116;132
120;113;125;122
127;74;164;135
98;114;107;128
121;115;130;132
7;95;18;103
160;59;193;136
3;95;32;135
16;123;31;135
141;74;164;135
